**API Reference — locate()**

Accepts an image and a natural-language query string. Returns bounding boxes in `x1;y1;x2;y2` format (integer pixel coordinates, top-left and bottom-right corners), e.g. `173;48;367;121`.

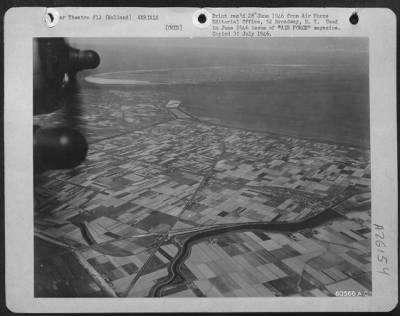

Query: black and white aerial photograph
33;37;371;298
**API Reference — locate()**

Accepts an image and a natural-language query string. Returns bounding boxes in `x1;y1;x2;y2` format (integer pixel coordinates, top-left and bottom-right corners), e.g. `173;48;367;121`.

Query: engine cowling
34;126;88;173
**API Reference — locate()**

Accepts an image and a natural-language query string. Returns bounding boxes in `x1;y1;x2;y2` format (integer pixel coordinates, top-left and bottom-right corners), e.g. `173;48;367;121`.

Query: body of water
72;38;369;148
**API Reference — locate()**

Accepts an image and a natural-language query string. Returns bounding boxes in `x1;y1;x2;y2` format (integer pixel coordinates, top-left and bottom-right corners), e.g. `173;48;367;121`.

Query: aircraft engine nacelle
34;126;88;173
68;47;100;73
33;38;100;115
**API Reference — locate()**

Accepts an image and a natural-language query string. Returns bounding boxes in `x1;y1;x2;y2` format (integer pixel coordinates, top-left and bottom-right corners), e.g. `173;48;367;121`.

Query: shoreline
80;77;370;151
184;113;370;151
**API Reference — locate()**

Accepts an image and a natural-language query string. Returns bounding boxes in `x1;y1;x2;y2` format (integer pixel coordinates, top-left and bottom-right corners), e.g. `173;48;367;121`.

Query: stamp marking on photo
4;7;397;313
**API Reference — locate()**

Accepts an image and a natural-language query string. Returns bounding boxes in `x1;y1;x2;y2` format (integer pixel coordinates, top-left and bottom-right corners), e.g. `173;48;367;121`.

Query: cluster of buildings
33;87;170;142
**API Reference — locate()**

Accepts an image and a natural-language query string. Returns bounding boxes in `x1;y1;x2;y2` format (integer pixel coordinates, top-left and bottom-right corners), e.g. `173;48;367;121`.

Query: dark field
34;238;110;297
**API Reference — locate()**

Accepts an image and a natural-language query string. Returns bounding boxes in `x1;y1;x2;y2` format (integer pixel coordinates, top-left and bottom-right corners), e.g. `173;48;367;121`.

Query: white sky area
69;37;367;52
68;37;368;74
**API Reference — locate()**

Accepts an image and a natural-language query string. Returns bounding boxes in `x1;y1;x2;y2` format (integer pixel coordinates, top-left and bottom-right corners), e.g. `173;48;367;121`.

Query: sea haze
72;37;369;147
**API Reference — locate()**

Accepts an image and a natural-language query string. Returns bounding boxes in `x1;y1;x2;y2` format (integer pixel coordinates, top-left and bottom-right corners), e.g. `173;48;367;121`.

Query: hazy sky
68;37;368;73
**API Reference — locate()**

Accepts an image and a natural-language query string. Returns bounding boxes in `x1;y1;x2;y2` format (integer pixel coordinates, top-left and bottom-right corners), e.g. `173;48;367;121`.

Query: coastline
183;112;371;151
81;73;370;151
